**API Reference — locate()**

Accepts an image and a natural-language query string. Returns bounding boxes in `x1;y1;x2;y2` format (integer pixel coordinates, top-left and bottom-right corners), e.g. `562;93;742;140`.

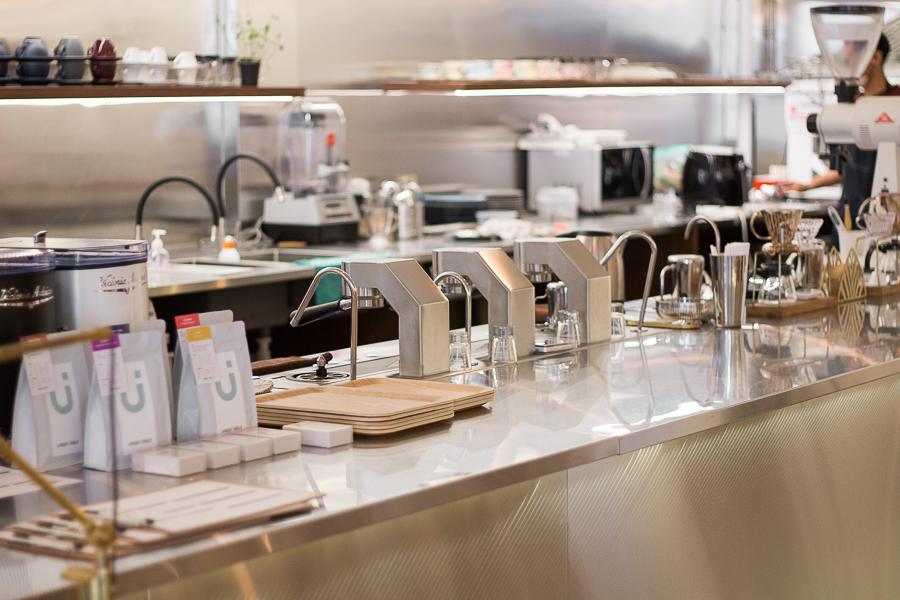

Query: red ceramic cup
88;37;116;83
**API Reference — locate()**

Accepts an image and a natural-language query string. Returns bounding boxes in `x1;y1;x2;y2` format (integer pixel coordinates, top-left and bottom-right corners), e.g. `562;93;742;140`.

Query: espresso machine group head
513;238;611;343
433;247;535;357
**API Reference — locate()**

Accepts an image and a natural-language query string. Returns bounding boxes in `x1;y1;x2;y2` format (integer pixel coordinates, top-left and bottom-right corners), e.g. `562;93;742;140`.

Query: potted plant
221;13;283;86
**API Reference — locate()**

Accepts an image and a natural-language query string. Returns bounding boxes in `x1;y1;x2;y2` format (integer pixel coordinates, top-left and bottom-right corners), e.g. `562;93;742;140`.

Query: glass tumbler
490;325;517;363
610;303;626;340
449;330;471;371
556;309;582;346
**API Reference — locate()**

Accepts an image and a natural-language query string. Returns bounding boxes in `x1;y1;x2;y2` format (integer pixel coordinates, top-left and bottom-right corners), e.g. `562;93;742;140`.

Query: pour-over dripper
811;5;884;100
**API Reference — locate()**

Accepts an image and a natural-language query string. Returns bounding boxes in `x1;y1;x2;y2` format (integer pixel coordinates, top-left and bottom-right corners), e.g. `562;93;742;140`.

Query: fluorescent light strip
451;85;786;98
306;89;386;97
0;95;295;107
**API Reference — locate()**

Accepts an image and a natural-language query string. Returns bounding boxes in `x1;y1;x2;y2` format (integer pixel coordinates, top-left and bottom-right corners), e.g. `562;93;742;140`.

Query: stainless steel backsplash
0;0;799;242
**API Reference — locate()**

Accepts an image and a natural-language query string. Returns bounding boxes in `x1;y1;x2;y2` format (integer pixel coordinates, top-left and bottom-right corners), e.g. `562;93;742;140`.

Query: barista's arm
779;171;842;192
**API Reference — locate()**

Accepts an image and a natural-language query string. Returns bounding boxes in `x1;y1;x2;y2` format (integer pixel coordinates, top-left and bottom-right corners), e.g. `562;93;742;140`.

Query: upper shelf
0;85;305;105
311;77;791;97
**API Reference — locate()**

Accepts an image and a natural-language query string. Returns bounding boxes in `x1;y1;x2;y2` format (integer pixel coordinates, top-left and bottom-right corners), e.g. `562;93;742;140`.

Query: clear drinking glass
556;309;581;346
449;330;471;371
490;325;517;363
610;303;626;340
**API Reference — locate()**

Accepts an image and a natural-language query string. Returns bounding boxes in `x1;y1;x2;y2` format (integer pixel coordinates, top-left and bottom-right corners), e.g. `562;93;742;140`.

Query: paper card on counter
91;335;127;396
83;480;317;535
21;334;56;396
186;326;219;385
0;468;79;500
175;313;201;355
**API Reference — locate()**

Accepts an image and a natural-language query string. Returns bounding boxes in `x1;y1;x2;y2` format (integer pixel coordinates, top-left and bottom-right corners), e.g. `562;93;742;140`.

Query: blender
262;98;360;244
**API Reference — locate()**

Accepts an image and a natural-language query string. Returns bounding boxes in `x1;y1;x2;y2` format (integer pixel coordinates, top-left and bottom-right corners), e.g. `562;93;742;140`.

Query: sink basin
173;248;341;269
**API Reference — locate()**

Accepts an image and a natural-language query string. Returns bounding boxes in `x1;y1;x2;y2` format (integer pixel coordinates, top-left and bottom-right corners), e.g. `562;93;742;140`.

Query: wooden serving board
746;295;837;318
866;283;900;299
256;378;493;435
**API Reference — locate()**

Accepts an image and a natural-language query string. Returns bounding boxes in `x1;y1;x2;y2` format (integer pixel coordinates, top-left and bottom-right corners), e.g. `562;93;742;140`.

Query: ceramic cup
54;36;85;80
121;46;140;83
0;40;9;79
146;46;168;83
88;37;116;83
173;51;198;85
15;37;50;80
138;50;151;83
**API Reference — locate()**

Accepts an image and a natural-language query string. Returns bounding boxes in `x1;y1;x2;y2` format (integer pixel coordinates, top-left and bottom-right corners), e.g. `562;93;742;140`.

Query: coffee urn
0;249;57;438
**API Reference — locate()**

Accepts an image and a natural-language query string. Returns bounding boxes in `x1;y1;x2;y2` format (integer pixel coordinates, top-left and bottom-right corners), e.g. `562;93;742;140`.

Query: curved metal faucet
216;153;285;242
290;267;358;381
599;231;657;332
135;176;219;242
684;215;722;253
433;270;473;363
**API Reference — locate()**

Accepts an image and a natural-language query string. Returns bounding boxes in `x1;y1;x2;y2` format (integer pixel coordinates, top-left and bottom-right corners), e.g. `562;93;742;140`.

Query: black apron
833;145;878;246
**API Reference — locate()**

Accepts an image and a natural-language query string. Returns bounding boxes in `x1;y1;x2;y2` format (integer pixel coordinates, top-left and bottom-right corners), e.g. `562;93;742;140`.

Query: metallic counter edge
28;352;898;600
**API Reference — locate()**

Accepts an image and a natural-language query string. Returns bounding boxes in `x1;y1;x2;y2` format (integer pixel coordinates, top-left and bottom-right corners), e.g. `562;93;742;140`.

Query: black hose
215;153;283;220
136;176;219;227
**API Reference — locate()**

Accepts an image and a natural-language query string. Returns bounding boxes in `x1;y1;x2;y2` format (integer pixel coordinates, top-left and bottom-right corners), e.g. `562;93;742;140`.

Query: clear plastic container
811;6;884;80
277;98;349;196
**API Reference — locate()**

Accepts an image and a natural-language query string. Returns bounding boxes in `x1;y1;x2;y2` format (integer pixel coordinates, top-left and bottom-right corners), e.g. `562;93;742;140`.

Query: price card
175;313;201;355
91;335;127;396
20;334;56;396
186;326;220;385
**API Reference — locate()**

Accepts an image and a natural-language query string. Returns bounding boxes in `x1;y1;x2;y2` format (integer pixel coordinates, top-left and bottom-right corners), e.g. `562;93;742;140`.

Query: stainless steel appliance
0;235;149;331
681;146;752;208
0;248;56;438
521;143;653;213
558;231;625;302
263;98;360;244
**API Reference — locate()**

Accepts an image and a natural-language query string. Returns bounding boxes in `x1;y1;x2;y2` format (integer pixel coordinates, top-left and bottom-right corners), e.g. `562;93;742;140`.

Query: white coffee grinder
262;98;360;243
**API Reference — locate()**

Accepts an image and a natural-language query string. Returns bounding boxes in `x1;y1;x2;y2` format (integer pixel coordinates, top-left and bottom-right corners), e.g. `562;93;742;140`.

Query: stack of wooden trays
256;378;494;435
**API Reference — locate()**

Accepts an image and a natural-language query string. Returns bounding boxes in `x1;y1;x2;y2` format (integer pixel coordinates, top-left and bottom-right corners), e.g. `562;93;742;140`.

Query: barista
781;35;900;240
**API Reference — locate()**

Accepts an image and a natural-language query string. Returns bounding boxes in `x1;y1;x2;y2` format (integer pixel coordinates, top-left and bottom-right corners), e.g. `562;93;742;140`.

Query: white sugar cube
284;421;353;448
131;447;208;477
205;434;273;462
176;440;241;469
232;427;302;455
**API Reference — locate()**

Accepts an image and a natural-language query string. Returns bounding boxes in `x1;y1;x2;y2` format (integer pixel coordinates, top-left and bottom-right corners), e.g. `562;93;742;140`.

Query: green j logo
121;369;146;413
215;360;238;402
49;371;74;415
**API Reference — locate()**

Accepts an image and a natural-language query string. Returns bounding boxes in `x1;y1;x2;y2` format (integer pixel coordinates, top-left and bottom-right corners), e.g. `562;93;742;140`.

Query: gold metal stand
0;326;115;600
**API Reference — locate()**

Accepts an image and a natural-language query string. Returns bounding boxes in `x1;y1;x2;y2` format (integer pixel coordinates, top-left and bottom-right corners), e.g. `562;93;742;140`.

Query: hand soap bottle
149;229;170;268
218;235;241;261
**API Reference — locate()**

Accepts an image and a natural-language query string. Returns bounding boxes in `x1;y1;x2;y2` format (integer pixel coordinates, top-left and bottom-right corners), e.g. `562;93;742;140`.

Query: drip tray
288;372;350;385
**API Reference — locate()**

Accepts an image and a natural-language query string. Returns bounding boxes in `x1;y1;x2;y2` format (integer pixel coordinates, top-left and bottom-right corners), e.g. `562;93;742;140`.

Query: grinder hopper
811;5;884;101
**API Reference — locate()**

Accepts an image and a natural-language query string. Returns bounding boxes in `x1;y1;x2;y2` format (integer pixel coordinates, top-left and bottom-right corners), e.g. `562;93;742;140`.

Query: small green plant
218;13;283;63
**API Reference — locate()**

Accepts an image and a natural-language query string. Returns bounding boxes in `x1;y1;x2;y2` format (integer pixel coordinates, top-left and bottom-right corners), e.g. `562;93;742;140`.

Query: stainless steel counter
2;297;899;599
146;210;746;298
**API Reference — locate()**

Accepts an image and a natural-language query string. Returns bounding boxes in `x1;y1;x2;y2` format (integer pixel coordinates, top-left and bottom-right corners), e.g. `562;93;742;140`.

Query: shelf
0;85;304;106
310;78;789;98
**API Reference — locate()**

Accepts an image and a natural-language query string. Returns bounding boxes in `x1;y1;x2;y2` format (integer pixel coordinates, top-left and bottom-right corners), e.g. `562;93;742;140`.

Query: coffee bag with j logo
83;330;173;471
176;321;256;442
11;332;90;472
171;310;233;434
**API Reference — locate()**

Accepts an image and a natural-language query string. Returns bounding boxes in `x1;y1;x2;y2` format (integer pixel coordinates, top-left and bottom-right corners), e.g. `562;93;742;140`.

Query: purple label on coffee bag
91;334;120;352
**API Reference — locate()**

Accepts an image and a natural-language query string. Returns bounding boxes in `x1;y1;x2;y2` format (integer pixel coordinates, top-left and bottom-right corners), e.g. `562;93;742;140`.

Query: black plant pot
240;60;261;86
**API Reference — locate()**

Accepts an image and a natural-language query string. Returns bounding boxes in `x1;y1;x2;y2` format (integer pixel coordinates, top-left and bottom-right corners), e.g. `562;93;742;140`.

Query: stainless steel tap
598;231;657;332
514;238;611;344
685;215;723;253
433;270;473;363
290;267;359;381
433;247;535;358
342;257;450;377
